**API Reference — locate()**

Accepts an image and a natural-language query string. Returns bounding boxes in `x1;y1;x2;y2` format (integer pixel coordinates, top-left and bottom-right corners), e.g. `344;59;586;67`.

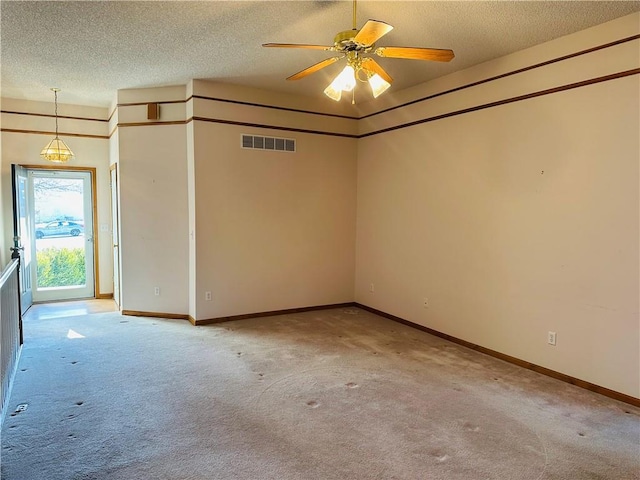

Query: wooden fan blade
375;46;454;62
262;43;333;51
361;58;393;84
353;20;393;46
286;56;341;81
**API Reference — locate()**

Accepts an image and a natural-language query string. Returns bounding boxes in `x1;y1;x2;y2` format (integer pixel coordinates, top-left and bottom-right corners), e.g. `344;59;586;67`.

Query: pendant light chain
54;89;59;139
40;88;75;163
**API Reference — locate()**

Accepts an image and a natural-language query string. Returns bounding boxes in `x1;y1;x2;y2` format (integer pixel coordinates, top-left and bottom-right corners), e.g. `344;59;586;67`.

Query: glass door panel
11;165;33;313
30;170;95;301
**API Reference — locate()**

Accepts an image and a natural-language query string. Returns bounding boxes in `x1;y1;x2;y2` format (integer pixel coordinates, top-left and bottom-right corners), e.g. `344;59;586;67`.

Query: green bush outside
37;247;85;287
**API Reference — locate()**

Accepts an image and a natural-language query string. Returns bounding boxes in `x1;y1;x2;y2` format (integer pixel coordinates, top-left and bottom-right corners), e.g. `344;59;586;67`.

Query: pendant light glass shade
40;88;74;163
40;137;75;163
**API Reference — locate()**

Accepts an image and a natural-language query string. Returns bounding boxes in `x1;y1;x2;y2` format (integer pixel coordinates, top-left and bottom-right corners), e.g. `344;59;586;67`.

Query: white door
11;165;33;313
110;166;121;307
29;169;95;302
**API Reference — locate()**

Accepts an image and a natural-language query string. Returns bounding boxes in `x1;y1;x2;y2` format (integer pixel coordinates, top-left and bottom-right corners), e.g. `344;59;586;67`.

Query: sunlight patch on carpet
66;329;85;339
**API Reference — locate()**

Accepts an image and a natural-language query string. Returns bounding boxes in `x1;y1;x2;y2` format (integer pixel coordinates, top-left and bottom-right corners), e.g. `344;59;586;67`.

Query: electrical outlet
548;331;557;346
370;283;375;293
205;291;212;301
154;287;160;296
423;297;429;308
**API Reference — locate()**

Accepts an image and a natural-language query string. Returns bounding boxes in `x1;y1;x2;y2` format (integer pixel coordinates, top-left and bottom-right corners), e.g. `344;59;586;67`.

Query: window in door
29;169;95;302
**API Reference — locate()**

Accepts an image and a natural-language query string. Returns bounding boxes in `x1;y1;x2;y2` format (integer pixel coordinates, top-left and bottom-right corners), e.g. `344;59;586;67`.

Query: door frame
109;164;121;307
19;164;100;301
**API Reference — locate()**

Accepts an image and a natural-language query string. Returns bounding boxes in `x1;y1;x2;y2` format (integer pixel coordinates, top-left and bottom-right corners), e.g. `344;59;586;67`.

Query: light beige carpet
1;307;639;479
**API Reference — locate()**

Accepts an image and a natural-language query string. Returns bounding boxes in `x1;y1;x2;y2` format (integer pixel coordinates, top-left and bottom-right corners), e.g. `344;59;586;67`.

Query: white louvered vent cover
241;134;296;152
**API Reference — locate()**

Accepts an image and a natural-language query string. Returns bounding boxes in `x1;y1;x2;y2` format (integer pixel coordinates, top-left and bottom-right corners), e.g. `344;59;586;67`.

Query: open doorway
13;166;97;306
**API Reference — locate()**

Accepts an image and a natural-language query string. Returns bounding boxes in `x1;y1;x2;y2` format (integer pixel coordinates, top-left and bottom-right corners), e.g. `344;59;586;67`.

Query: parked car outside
35;221;84;239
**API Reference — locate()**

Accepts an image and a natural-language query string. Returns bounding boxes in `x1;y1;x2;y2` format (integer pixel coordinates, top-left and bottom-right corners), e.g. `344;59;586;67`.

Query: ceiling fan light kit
40;88;75;163
368;73;391;98
263;0;454;103
323;81;343;102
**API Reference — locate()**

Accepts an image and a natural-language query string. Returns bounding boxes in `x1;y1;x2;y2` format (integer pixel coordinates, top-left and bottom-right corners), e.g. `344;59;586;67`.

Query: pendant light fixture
40;88;75;163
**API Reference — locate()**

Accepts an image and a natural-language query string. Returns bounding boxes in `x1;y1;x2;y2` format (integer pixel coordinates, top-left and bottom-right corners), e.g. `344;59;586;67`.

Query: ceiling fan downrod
353;0;357;30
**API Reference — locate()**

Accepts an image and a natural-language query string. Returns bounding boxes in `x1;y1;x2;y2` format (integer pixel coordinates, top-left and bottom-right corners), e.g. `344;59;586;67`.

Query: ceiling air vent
241;134;296;153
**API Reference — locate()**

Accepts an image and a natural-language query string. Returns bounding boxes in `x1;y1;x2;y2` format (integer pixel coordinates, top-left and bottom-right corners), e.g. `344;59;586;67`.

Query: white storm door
11;165;33;313
30;170;95;302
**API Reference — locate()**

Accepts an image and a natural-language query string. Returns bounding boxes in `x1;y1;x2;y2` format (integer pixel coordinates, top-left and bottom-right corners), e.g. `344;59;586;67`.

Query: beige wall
188;81;357;320
117;124;189;314
115;86;189;315
186;121;197;319
0;99;113;295
355;14;639;397
191;122;357;319
108;129;121;306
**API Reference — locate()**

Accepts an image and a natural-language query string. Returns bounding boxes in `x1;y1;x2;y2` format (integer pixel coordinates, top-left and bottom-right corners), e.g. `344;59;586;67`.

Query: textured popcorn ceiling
1;1;638;107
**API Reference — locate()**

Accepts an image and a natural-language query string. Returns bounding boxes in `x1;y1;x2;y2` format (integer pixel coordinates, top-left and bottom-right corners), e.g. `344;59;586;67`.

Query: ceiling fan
263;0;455;103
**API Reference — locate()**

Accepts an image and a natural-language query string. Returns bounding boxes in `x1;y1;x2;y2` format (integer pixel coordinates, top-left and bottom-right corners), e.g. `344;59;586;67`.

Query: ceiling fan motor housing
333;29;373;52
